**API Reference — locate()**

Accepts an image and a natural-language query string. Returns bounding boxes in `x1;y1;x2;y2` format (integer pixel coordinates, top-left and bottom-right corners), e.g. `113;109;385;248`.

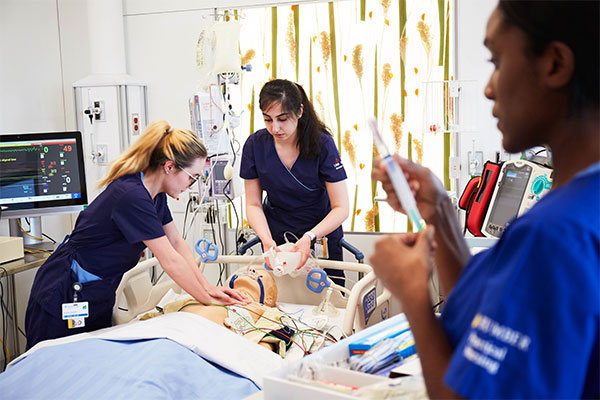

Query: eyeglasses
179;167;200;187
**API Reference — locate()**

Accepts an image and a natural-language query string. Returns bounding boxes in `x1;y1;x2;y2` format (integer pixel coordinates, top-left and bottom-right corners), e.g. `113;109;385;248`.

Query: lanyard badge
62;282;89;328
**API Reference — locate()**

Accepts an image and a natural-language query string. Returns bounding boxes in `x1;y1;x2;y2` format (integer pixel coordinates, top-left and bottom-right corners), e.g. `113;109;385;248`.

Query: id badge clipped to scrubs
62;301;89;329
62;281;88;329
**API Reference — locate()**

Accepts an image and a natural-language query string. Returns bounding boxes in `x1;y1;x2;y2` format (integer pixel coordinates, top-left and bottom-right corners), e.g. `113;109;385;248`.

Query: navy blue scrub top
26;173;172;338
440;162;600;398
240;129;347;248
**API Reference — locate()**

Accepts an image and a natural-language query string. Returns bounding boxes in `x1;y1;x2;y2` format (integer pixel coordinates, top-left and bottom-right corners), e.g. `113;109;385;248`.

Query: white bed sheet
11;312;284;388
126;290;349;363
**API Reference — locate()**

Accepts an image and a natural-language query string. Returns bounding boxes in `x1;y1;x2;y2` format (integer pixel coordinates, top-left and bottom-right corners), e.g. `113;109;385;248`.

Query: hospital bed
113;254;391;336
0;254;391;399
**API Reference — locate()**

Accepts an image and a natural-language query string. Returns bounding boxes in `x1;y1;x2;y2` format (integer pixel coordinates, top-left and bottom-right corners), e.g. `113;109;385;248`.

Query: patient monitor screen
487;164;531;229
0;132;87;213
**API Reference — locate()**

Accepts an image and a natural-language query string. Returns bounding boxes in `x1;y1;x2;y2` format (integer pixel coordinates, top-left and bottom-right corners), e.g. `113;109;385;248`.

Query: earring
165;170;169;175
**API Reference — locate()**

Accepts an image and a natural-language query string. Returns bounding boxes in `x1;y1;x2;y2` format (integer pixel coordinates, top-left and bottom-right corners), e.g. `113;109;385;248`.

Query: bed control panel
362;287;377;324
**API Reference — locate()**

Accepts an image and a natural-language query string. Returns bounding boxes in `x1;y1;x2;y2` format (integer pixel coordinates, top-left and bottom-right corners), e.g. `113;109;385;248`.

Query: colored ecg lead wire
178;302;338;354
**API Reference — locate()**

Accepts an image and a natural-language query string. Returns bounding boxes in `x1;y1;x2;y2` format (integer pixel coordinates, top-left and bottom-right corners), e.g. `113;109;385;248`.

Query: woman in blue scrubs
240;79;349;281
370;1;598;398
25;120;247;349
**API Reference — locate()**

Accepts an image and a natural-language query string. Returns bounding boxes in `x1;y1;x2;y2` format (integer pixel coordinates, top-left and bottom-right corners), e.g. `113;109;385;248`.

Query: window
236;0;453;232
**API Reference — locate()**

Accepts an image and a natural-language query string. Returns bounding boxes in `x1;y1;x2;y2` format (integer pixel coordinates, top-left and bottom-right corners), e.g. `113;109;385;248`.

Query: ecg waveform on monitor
0;145;44;153
0;170;42;180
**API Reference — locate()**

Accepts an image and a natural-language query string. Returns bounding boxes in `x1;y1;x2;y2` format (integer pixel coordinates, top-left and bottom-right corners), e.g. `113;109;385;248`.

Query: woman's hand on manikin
290;234;312;269
204;285;251;305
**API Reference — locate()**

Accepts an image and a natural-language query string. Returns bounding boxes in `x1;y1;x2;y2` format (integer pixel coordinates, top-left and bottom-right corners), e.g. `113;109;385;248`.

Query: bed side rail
114;256;391;337
113;257;181;325
237;236;365;262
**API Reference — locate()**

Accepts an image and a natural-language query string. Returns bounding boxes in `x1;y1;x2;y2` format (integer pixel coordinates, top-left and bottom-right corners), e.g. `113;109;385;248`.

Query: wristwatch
304;231;317;245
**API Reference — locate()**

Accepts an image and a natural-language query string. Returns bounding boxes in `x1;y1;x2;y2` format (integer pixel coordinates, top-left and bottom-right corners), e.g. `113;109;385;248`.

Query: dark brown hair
259;79;332;159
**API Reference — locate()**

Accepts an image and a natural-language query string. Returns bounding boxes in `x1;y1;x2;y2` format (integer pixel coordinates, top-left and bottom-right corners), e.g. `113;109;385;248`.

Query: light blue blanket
0;338;259;399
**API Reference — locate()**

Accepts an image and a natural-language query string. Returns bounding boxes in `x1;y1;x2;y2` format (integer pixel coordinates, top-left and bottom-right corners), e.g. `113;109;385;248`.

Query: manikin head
228;267;277;307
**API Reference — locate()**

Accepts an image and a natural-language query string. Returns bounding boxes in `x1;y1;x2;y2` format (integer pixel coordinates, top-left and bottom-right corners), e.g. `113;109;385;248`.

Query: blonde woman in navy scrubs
25;120;247;349
241;79;349;282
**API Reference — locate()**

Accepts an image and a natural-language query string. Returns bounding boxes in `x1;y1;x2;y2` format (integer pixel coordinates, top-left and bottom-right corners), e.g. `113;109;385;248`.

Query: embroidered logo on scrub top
333;157;344;170
463;313;532;375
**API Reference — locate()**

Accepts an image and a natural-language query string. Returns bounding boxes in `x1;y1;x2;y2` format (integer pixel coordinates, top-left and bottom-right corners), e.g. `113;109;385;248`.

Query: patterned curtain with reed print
238;0;453;233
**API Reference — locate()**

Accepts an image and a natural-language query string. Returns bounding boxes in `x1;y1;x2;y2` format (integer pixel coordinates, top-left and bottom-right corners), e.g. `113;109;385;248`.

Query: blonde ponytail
97;120;207;188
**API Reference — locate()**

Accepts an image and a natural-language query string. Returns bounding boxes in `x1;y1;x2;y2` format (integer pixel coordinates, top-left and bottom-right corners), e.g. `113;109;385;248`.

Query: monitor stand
8;217;55;253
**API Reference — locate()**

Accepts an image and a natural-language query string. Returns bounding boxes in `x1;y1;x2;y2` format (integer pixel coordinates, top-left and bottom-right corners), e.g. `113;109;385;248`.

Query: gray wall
0;0;91;357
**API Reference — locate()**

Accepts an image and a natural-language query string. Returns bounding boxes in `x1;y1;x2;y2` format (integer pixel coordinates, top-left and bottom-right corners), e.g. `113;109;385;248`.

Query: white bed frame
113;256;392;337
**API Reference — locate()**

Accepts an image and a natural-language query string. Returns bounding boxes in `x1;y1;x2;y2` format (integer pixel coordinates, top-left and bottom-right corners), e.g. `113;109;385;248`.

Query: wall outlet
468;151;484;176
449;156;460;179
188;193;200;213
96;144;108;165
93;100;105;121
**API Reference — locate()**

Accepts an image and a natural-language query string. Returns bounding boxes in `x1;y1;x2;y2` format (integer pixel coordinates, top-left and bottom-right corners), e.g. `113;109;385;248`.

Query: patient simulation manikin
141;268;289;355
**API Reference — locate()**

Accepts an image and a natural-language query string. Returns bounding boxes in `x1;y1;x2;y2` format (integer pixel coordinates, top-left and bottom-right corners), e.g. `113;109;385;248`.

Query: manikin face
232;268;277;307
163;158;204;199
262;101;303;144
483;7;553;153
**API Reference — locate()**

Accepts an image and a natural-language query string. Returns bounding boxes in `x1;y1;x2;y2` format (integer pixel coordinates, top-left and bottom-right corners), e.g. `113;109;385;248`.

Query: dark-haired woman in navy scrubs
25;120;247;349
241;79;349;282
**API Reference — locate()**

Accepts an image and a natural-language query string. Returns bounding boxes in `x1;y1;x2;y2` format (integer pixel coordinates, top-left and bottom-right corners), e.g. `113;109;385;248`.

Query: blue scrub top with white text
441;163;600;399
